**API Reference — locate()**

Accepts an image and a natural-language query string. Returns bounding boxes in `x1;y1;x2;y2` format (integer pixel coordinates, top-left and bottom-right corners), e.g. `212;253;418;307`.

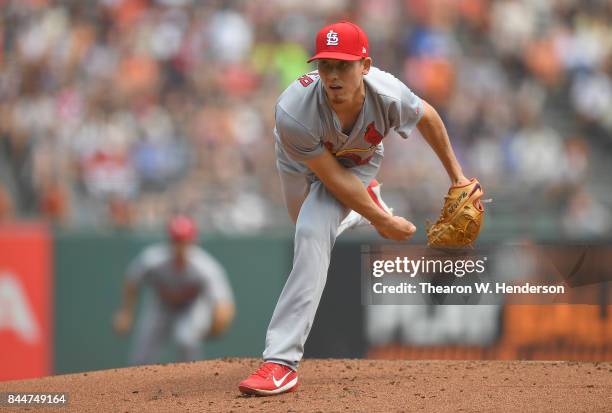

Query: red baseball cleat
366;179;393;215
337;179;393;234
238;362;298;396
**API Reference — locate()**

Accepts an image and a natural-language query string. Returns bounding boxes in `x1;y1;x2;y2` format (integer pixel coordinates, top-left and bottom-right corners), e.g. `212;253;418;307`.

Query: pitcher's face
317;58;371;105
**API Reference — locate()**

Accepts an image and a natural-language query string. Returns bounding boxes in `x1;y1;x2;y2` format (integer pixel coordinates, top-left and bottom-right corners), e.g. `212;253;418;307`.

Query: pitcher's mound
1;358;611;412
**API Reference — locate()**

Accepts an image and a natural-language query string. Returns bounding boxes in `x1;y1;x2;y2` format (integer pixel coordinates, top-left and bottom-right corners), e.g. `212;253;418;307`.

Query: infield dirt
1;358;611;412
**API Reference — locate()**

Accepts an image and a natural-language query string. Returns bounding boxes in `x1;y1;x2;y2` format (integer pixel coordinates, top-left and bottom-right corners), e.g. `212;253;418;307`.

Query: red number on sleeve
298;75;314;87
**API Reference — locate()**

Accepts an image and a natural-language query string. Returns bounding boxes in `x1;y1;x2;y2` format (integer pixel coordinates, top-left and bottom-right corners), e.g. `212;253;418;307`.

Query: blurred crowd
0;0;611;238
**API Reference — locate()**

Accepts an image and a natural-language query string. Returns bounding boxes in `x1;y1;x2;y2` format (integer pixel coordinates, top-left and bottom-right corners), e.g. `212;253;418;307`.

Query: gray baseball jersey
127;244;233;308
274;66;423;169
264;67;424;369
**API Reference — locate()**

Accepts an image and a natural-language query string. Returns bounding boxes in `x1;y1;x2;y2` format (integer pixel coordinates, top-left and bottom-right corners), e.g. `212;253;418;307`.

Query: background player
113;214;235;364
239;21;474;396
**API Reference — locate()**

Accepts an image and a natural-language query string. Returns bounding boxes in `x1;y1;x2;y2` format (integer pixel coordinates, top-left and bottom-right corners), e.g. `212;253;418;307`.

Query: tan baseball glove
426;178;485;247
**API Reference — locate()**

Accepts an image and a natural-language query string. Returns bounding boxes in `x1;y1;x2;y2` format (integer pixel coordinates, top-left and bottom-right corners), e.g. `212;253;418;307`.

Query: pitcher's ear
362;57;372;75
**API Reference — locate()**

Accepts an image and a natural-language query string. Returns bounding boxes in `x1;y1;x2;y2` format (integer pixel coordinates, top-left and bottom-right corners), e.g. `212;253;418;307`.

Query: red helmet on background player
167;214;198;242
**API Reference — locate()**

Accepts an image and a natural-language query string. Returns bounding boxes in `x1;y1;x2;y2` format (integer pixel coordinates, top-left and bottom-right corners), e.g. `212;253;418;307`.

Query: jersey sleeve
275;105;324;162
394;84;425;139
125;246;160;285
192;249;235;305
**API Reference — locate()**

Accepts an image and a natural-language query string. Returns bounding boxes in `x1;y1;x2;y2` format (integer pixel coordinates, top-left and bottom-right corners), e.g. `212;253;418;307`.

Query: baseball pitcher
239;21;484;396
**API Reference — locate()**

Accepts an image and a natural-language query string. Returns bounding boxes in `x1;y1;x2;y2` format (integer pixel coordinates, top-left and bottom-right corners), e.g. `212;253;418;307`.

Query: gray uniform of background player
265;67;424;369
126;244;234;364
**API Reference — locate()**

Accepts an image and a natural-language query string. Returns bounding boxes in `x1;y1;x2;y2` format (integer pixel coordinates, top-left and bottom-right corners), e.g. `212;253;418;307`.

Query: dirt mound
1;358;611;412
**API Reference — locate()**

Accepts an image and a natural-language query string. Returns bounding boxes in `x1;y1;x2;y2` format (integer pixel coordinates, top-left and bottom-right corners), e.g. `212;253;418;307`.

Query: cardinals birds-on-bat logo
364;122;383;146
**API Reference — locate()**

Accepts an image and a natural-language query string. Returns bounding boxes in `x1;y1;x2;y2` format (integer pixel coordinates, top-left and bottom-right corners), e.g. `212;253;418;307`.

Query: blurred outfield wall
3;223;612;380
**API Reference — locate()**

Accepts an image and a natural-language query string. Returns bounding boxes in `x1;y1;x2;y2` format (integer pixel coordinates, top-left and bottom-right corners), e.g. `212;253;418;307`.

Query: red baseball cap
307;21;369;63
167;215;198;242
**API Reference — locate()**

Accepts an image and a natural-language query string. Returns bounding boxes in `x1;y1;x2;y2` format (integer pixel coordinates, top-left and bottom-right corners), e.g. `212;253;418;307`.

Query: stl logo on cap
326;30;339;46
307;21;369;63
